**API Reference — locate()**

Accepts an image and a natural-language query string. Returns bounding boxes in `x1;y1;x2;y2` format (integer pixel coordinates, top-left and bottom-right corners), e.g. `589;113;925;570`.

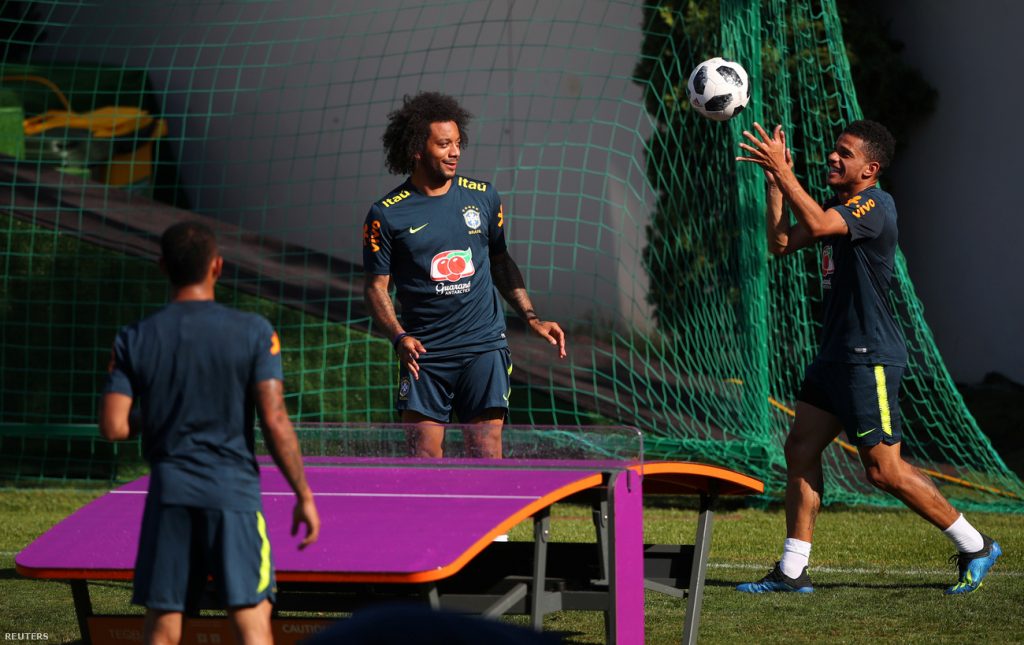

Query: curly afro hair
842;120;895;172
382;92;472;176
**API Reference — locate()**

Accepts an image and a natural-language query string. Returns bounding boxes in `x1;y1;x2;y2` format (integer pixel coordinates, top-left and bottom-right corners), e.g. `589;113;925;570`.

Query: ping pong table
16;425;763;644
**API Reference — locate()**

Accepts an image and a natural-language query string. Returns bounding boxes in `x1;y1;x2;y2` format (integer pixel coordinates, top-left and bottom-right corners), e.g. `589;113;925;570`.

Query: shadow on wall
957;372;1024;479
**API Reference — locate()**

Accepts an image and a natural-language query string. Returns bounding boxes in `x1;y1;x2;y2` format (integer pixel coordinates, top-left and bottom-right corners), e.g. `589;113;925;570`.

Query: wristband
392;332;409;349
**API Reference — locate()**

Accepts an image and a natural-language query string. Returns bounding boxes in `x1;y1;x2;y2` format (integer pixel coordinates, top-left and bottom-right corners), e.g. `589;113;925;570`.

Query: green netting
1;1;1020;511
257;424;644;463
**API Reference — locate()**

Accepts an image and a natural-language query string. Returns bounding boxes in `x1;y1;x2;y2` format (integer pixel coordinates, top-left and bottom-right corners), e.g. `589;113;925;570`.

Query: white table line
110;490;540;501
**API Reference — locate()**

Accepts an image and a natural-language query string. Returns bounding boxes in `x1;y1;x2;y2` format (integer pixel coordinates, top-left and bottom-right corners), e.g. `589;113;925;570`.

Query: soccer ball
686;57;750;122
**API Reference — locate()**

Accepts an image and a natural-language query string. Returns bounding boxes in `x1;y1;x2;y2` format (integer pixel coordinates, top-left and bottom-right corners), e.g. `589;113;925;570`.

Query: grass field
1;488;1021;644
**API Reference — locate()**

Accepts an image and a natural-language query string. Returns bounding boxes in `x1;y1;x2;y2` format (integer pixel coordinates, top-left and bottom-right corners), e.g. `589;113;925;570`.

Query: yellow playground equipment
2;74;168;189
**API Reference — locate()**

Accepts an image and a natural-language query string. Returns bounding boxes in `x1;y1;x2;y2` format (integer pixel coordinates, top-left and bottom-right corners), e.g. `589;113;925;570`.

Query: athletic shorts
397;347;512;423
797;358;903;447
132;499;276;611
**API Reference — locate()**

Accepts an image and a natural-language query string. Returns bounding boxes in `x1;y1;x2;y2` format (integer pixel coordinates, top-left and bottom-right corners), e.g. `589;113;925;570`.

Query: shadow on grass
704;577;945;591
0;567;23;580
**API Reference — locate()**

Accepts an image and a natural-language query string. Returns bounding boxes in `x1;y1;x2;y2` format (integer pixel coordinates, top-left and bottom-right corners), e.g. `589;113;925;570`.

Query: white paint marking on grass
711;561;1022;578
0;487;111;495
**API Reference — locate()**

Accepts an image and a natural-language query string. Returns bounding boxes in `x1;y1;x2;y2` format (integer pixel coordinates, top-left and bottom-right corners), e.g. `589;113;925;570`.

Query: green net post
722;0;771;445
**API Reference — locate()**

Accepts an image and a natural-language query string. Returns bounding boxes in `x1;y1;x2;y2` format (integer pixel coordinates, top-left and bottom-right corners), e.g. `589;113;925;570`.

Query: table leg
591;498;610;585
424;583;441;610
530;507;551;630
608;468;644;644
69;580;93;643
681;487;718;645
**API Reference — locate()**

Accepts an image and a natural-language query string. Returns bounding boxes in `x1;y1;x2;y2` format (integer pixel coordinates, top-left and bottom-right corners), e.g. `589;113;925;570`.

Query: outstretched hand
737;123;793;184
529;319;567;359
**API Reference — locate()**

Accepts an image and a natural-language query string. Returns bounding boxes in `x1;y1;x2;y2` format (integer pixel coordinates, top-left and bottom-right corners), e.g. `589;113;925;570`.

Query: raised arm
765;172;814;256
739;123;846;252
490;249;566;358
255;379;320;549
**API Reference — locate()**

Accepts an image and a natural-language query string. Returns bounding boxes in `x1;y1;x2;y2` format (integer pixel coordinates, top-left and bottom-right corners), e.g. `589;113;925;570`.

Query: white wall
876;1;1024;384
29;0;656;332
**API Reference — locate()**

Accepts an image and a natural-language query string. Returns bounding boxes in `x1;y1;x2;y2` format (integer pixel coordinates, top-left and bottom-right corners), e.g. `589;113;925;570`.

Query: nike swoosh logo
857;428;876;438
409;223;429;234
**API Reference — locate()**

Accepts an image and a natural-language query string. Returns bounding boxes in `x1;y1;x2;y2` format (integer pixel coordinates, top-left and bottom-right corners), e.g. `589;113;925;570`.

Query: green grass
2;490;1022;644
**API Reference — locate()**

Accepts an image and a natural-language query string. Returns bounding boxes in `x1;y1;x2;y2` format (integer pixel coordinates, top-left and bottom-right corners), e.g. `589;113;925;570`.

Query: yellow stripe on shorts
873;365;893;436
505;361;514;400
256;511;271;592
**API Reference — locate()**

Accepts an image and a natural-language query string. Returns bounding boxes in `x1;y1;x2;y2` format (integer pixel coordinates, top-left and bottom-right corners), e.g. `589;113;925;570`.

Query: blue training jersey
818;185;908;366
104;301;283;511
362;175;509;356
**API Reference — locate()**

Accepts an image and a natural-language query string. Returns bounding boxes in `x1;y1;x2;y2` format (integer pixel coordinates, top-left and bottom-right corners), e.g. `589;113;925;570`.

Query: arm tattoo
256;380;312;498
491;251;537;320
364;274;403;338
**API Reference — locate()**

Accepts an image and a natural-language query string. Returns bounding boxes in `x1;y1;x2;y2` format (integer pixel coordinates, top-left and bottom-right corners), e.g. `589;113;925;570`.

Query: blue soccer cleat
945;534;1002;595
736;562;814;593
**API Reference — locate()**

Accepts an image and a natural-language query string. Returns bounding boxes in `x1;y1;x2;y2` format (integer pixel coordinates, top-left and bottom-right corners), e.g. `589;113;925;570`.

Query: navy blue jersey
104;301;283;511
362;176;509;356
818;185;908;366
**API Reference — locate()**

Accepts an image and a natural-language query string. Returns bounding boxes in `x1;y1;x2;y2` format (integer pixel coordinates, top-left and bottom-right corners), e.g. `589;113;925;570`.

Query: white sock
943;514;984;553
779;538;812;579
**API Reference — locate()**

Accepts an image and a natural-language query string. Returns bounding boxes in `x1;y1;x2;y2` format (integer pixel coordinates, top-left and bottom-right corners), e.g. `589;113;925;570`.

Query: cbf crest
462;206;481;230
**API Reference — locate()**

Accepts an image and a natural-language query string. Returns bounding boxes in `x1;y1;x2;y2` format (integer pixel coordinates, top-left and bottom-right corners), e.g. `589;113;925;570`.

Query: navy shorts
132;499;276;611
397;347;512;422
797;359;903;447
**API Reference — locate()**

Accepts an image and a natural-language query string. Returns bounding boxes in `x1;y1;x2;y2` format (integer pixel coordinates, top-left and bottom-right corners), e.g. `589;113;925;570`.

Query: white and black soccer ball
686;57;750;122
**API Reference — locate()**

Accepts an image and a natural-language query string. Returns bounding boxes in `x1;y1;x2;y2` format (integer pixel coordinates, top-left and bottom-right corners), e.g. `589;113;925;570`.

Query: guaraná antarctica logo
821;244;835;277
430;248;475;283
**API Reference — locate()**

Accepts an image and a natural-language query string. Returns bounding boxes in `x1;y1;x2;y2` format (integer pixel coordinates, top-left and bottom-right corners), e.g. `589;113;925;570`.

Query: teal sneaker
945;534;1002;595
736;562;814;593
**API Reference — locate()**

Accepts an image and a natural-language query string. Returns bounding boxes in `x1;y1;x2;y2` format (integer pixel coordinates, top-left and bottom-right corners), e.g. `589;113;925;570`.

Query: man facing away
362;91;566;458
734;120;1001;595
100;221;321;644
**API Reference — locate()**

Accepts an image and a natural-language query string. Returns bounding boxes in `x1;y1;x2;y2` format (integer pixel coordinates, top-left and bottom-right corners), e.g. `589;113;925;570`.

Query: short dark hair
160;221;217;287
842;119;895;172
382;92;472;175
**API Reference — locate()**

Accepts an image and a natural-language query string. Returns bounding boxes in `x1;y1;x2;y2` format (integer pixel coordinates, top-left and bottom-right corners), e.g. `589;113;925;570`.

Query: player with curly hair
732;120;1001;596
363;92;566;458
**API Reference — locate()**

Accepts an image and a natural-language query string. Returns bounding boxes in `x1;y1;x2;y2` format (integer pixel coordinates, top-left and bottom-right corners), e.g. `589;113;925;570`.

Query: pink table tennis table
17;456;762;645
